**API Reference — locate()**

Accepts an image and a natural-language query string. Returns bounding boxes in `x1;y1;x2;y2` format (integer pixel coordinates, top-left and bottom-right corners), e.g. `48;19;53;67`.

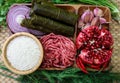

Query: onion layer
7;5;44;36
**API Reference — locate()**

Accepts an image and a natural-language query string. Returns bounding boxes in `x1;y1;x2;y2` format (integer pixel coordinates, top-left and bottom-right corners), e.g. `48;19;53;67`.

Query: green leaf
0;0;4;6
0;17;4;22
41;71;55;83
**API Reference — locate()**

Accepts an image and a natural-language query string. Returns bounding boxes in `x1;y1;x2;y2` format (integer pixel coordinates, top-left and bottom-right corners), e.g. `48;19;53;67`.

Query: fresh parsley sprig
1;66;120;83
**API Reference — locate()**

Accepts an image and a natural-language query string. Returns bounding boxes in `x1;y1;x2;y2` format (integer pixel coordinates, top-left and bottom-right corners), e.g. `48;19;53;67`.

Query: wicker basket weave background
0;0;120;82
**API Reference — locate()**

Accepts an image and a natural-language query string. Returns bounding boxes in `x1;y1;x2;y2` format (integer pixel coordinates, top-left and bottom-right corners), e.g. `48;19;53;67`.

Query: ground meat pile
40;33;76;68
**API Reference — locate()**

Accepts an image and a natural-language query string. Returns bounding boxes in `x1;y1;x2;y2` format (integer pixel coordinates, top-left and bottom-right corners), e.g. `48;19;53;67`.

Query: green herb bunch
1;64;120;83
17;69;120;83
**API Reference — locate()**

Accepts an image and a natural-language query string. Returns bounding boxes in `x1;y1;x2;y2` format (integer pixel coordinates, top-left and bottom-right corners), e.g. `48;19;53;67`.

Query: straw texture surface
0;0;120;82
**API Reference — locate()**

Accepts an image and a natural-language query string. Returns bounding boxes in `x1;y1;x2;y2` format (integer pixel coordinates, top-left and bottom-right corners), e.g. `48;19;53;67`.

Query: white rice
6;36;41;71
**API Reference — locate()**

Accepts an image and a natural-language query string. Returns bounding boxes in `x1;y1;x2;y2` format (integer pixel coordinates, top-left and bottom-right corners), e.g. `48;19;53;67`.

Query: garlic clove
81;9;94;23
94;8;103;17
91;17;100;26
100;18;107;24
89;11;94;22
78;19;85;29
82;23;91;30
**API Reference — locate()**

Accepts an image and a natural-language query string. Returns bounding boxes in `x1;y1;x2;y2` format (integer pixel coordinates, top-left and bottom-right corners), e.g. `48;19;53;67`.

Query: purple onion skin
7;5;44;36
7;5;29;33
8;27;44;38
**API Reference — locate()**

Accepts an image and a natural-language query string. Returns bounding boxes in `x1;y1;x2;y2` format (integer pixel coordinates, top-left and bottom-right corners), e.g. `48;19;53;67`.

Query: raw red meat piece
40;33;76;68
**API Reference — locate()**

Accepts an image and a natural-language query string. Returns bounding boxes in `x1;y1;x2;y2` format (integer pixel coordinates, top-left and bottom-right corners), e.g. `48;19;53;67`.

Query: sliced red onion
7;5;44;36
29;29;44;36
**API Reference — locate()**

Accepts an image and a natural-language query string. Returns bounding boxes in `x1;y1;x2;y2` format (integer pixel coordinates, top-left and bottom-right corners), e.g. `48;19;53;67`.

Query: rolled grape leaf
21;15;74;37
32;0;52;8
32;2;78;26
21;19;53;33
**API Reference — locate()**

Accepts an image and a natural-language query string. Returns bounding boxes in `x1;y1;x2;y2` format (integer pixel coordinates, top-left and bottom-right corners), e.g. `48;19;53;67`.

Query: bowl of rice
2;32;43;75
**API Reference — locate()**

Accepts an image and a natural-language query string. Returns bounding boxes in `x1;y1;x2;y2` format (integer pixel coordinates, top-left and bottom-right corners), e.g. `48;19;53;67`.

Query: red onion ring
7;5;44;36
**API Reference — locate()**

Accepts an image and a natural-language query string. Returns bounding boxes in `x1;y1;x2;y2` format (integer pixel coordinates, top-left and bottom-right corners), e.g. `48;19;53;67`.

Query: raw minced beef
40;33;76;68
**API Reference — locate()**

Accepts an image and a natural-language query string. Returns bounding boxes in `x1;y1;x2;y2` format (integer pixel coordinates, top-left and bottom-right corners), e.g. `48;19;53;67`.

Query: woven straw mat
0;0;120;83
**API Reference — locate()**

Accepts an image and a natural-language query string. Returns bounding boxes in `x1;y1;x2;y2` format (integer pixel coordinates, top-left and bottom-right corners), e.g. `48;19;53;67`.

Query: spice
6;36;41;71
